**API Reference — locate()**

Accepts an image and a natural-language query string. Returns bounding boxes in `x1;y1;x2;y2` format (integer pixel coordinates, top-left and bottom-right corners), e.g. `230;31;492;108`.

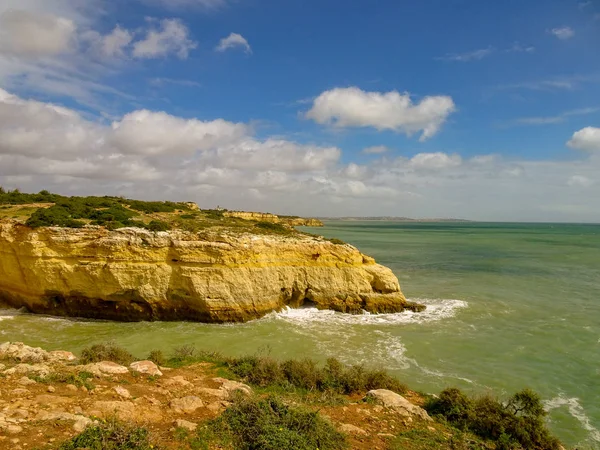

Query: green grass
29;371;95;390
58;418;154;450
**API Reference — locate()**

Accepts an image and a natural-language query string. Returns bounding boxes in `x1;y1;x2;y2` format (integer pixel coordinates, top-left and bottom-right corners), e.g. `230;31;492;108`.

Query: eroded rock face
0;220;421;323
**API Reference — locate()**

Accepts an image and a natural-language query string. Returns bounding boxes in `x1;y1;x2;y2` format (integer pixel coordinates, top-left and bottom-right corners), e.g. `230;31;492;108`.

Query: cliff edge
0;220;422;322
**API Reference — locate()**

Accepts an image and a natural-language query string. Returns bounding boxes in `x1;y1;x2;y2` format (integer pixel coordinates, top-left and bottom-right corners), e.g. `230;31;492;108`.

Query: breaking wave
268;298;468;326
545;396;600;443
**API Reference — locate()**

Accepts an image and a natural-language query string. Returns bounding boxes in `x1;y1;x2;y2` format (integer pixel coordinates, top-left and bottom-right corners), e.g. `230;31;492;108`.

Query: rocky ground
0;342;471;450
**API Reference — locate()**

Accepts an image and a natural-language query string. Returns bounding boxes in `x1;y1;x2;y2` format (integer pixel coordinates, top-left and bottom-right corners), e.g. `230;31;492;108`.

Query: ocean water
1;221;599;448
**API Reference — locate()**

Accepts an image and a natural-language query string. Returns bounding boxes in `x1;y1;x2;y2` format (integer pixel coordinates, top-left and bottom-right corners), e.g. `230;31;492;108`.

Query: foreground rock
365;389;432;421
0;220;423;322
0;342;76;364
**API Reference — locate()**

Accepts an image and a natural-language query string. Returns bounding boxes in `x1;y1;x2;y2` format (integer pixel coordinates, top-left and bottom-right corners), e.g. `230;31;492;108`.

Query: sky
0;0;599;222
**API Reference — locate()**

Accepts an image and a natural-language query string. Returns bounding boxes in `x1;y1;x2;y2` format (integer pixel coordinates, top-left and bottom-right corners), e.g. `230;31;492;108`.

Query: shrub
281;358;323;391
255;221;291;234
227;356;407;395
126;200;185;213
80;342;135;366
425;388;561;450
210;393;348;450
59;418;153;450
146;220;169;232
203;209;224;220
147;350;166;367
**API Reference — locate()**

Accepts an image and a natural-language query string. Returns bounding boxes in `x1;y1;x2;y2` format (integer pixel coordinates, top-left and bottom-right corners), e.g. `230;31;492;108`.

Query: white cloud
362;145;390;154
568;127;600;151
84;26;133;59
0;9;76;57
511;107;600;126
110;110;249;155
506;42;535;53
1;89;600;222
133;19;197;59
215;33;252;54
550;26;575;40
436;47;493;62
568;175;594;187
306;87;456;141
409;152;462;170
139;0;227;10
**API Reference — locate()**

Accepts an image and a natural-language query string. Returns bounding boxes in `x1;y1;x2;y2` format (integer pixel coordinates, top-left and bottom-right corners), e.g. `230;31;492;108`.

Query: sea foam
270;298;468;326
545;396;600;443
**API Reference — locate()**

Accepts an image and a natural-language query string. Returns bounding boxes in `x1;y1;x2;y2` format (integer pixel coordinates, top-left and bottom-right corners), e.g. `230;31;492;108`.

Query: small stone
170;396;204;414
65;384;78;391
3;424;23;435
339;423;367;435
130;361;162;377
113;386;131;399
47;386;56;393
364;389;432;421
10;389;30;398
48;351;77;362
80;386;88;393
175;419;197;431
18;377;36;386
163;376;192;388
428;426;436;432
82;361;129;376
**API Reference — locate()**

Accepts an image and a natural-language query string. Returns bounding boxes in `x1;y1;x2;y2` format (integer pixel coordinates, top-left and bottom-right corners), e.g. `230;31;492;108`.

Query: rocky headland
0;219;422;323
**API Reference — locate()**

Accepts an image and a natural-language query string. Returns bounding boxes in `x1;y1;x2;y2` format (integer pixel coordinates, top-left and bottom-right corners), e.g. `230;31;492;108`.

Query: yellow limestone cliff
0;220;422;323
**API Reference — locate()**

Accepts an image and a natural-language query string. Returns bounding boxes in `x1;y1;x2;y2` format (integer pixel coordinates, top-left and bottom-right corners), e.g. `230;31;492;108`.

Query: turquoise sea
1;221;599;448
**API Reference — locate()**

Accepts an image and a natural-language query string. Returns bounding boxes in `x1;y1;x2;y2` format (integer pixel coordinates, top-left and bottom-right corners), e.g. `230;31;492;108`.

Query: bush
80;342;135;366
425;388;561;450
210;393;348;450
59;418;153;450
147;350;166;367
126;200;185;213
227;356;407;395
146;220;169;232
255;221;291;234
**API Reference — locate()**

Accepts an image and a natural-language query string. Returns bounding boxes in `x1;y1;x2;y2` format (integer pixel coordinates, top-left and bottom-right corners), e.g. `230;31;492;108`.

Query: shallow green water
1;221;599;447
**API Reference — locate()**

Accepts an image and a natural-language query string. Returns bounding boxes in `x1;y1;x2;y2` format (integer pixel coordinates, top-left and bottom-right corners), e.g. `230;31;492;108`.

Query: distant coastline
315;217;473;222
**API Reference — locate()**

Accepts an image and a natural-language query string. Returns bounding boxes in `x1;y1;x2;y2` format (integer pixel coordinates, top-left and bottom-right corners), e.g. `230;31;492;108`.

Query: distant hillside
316;216;473;222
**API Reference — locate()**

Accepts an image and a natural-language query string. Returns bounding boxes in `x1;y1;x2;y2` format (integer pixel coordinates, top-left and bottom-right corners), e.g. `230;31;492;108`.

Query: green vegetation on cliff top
0;187;323;238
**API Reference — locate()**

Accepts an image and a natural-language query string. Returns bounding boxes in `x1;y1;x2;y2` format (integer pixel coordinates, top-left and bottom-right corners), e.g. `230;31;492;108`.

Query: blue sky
0;0;599;221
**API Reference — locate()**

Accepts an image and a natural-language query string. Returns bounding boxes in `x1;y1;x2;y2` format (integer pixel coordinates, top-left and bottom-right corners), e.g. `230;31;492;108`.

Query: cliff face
223;211;323;227
0;220;420;323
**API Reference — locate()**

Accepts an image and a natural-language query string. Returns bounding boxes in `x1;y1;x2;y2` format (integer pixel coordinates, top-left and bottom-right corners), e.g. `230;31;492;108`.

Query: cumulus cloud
0;2;199;109
409;152;462;170
306;87;456;141
550;26;575;40
133;19;197;59
362;145;390;154
0;9;76;57
215;33;252;54
568;127;600;151
110;110;249;155
1;89;599;222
